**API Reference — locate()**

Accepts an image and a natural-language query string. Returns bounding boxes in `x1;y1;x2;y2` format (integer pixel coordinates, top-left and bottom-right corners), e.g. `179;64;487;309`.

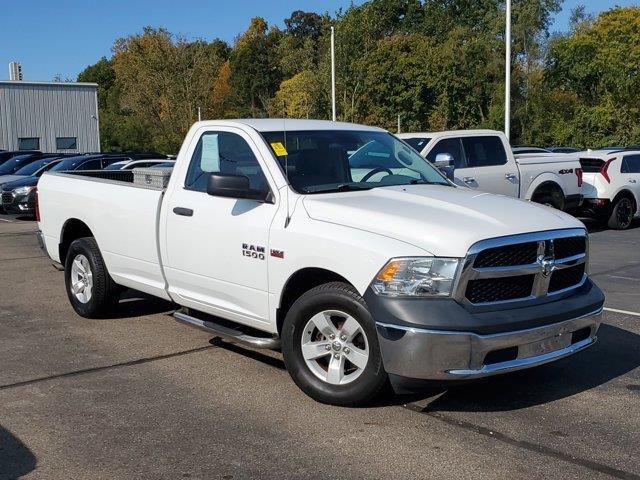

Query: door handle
463;177;475;184
173;207;194;217
505;172;517;180
629;179;637;184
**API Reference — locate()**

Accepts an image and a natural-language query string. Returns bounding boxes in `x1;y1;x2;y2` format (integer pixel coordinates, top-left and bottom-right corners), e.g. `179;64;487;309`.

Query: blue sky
1;0;637;81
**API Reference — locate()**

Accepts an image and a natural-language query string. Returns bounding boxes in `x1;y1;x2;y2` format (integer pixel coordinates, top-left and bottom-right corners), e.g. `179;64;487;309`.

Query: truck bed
37;171;171;300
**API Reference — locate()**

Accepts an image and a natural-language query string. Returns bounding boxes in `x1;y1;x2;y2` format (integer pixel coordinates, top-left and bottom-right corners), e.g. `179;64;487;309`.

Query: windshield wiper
408;179;448;186
307;184;374;194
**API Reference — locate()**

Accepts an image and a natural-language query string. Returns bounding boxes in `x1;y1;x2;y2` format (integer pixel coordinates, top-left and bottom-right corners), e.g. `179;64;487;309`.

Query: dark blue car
1;154;128;215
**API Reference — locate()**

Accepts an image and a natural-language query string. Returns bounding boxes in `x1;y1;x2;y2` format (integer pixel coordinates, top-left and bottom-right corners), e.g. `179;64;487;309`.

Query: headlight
13;186;35;196
371;257;460;297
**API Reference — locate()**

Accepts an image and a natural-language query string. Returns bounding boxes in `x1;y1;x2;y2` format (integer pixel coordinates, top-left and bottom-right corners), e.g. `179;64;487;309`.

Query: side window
403;137;431;153
426;138;466;168
622;155;640;173
101;157;125;168
461;136;507;167
185;131;268;194
77;159;102;170
18;137;39;150
56;137;77;150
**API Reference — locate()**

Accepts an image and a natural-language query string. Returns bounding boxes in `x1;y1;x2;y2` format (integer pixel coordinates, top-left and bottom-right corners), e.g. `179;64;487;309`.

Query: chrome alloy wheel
70;254;93;304
301;310;369;385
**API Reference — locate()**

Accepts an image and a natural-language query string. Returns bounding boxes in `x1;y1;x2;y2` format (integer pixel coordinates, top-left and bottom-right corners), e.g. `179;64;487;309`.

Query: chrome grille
1;192;13;204
455;229;588;307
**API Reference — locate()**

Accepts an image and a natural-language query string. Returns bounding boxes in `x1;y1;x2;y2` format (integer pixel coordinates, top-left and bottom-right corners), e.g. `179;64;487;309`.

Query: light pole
505;0;511;141
331;26;336;122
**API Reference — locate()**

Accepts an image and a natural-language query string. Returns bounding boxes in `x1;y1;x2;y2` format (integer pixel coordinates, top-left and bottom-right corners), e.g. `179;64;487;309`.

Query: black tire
532;187;565;210
607;196;635;230
64;237;120;318
281;282;387;406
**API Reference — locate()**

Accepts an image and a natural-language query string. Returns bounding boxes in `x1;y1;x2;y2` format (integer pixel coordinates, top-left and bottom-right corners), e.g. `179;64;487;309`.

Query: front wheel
608;197;635;230
281;282;387;406
64;237;120;318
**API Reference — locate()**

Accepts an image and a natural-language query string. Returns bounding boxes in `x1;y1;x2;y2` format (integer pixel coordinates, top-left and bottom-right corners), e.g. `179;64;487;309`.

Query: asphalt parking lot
0;215;638;480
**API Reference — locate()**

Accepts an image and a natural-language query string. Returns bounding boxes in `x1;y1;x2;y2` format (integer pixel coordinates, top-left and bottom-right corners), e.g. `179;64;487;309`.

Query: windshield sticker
271;142;288;157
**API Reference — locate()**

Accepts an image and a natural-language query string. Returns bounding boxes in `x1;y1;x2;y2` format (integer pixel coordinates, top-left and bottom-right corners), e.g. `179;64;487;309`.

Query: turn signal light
377;260;402;281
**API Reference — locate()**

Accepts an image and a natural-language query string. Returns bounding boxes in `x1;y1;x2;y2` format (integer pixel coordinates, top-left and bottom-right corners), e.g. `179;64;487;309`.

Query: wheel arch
529;180;564;201
59;218;94;265
612;189;638;212
276;267;354;335
524;171;566;201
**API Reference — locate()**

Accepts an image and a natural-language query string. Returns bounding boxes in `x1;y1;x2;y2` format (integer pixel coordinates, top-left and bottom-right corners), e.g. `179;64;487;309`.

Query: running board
174;311;281;349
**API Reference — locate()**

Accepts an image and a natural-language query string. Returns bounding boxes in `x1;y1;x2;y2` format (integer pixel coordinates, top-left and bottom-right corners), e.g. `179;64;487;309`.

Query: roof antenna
283;105;291;228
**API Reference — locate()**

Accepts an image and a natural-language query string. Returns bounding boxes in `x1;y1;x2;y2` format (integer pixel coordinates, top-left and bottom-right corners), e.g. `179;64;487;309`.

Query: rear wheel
64;237;120;318
281;282;387;406
607;197;635;230
532;186;565;210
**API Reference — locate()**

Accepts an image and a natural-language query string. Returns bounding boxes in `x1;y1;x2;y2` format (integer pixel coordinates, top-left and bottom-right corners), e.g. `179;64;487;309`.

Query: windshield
49;157;89;172
0;156;39;175
15;158;54;176
261;130;449;194
402;137;431;153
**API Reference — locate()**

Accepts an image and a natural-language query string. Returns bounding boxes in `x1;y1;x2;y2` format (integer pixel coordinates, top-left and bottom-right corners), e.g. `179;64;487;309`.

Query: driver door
162;128;277;329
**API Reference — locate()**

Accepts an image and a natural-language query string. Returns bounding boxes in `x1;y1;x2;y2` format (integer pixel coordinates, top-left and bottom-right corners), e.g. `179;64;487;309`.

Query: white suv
579;150;640;229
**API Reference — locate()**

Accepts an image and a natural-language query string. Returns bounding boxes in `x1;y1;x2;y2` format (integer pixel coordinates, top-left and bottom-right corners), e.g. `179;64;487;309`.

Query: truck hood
301;185;584;257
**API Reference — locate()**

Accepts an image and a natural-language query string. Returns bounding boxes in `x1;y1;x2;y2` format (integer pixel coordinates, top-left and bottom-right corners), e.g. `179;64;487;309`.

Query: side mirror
207;173;250;199
435;153;454;165
206;173;270;202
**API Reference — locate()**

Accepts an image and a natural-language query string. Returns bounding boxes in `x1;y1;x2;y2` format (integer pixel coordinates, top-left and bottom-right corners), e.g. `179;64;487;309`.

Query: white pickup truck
37;119;604;406
397;130;583;211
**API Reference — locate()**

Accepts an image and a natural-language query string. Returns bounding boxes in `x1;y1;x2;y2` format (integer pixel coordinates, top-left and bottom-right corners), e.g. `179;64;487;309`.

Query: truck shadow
99;290;177;319
0;426;37;479
580;217;640;233
202;324;639;412
398;324;640;413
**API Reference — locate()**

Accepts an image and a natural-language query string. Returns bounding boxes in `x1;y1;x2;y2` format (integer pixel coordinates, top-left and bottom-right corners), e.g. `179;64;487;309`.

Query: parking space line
604;307;640;317
0;255;45;263
0;345;214;392
0;218;13;222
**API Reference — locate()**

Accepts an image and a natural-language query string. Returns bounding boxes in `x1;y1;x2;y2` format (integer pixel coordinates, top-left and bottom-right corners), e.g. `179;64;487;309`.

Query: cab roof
397;129;503;138
191;118;387;133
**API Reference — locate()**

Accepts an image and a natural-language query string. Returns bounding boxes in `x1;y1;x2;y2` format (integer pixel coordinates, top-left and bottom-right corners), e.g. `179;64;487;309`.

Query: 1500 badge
242;243;265;260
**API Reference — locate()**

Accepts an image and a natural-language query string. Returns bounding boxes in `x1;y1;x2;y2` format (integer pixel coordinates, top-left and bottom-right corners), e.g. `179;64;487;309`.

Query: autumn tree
112;27;227;152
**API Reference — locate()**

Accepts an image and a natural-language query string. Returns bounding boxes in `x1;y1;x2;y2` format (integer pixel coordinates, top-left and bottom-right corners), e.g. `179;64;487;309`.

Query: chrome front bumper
376;308;602;380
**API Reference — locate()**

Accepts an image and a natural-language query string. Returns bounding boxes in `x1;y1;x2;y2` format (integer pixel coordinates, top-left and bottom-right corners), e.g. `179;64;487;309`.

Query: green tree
543;6;640;145
230;18;282;115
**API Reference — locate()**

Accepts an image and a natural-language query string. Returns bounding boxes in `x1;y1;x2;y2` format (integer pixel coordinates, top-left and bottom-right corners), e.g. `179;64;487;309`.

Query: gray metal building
0;81;100;153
